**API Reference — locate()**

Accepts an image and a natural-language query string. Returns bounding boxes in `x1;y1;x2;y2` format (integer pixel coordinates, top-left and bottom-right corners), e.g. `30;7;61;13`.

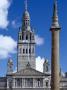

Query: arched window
23;49;25;54
22;32;25;40
22;35;24;40
30;34;31;40
19;35;22;40
26;34;28;40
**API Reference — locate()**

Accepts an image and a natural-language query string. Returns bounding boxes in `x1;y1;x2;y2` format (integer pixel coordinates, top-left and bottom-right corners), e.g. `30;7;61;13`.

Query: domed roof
23;10;30;20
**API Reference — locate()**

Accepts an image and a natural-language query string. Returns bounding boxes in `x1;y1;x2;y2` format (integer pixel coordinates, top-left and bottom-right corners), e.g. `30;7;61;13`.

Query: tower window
22;35;24;40
30;34;31;40
26;35;28;40
23;49;25;54
20;35;22;40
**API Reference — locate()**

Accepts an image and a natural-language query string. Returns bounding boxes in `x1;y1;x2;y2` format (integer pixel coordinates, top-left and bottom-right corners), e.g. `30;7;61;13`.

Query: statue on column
7;58;13;74
7;58;13;90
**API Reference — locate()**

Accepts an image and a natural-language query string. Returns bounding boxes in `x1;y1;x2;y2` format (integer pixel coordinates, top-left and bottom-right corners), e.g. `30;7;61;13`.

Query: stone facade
17;30;35;71
0;68;67;90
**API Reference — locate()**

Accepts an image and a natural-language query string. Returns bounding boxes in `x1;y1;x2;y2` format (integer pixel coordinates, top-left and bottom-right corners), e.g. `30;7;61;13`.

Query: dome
23;11;30;20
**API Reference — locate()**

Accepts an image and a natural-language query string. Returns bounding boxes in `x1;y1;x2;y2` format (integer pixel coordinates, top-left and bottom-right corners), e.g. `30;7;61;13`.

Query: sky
0;0;67;77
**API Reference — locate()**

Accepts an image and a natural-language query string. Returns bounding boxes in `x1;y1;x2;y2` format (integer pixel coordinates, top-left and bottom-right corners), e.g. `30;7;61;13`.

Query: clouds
0;35;44;59
0;35;17;59
35;35;44;46
11;20;21;29
36;56;45;72
0;0;11;29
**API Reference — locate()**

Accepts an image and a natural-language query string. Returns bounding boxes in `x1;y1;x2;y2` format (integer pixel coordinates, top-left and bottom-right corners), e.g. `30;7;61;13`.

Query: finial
51;0;60;28
53;0;58;18
26;62;31;68
25;0;28;11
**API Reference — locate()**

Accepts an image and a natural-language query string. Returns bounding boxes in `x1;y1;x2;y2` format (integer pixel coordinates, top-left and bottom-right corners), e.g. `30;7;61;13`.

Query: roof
12;67;45;76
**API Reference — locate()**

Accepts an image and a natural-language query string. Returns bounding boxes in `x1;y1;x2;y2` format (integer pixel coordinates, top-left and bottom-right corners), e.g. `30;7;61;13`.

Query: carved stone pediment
12;67;45;76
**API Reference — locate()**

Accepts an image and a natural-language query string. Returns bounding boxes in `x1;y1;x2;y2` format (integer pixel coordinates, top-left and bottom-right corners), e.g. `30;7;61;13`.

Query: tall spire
51;0;60;29
25;0;27;11
22;0;31;31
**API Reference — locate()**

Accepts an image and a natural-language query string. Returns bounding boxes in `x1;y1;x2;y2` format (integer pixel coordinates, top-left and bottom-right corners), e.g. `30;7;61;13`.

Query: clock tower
17;0;36;71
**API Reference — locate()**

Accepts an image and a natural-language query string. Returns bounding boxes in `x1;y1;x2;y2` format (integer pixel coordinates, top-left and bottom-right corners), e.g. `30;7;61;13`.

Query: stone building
0;0;67;90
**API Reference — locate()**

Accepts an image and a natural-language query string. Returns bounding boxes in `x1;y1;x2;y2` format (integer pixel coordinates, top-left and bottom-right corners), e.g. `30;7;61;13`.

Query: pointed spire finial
51;0;60;29
53;0;58;18
25;0;28;11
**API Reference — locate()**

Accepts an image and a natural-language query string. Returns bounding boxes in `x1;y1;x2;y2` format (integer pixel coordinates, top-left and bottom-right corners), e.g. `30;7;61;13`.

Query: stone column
13;78;15;88
24;78;26;87
22;78;23;88
51;30;60;90
33;78;35;88
43;78;45;88
7;79;9;88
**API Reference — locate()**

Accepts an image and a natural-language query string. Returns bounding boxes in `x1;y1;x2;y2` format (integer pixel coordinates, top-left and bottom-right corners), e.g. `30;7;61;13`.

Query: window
26;34;28;40
46;81;49;87
22;35;24;40
30;34;31;40
15;78;22;87
20;35;22;40
23;49;25;54
36;78;43;87
25;78;33;87
37;79;40;87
